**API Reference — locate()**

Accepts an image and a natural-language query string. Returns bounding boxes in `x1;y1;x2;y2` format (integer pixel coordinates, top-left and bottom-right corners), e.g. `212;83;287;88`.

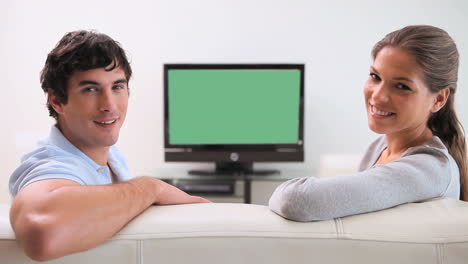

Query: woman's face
364;46;438;137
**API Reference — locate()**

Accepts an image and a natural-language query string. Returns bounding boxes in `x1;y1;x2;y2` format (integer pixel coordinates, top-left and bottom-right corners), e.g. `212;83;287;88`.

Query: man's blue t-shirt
9;125;131;197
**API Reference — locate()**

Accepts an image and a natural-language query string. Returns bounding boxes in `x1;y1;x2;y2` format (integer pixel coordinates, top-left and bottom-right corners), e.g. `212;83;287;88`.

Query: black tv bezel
164;63;305;163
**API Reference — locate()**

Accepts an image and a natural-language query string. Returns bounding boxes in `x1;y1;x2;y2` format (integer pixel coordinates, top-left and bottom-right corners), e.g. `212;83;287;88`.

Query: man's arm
10;176;209;261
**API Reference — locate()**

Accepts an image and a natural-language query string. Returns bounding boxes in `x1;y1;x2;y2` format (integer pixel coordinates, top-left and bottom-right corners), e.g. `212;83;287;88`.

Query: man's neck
80;147;110;166
55;124;111;166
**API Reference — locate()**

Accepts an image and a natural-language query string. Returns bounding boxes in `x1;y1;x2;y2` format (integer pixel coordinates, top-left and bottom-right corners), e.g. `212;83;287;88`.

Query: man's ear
431;88;450;113
47;89;64;114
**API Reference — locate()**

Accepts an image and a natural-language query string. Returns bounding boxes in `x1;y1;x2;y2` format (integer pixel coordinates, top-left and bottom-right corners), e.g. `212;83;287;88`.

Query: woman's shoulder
401;136;458;177
400;136;459;198
403;136;450;159
358;135;454;172
358;136;387;171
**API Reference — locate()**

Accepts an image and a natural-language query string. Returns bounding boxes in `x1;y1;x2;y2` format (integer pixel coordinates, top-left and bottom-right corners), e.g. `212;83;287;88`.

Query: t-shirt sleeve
9;156;87;197
268;146;454;221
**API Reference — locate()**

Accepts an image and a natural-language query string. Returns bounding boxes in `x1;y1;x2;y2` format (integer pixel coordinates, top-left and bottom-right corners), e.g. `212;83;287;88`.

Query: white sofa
1;198;468;264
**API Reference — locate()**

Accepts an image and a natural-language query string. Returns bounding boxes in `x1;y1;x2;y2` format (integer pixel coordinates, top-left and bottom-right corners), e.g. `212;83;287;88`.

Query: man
9;30;209;261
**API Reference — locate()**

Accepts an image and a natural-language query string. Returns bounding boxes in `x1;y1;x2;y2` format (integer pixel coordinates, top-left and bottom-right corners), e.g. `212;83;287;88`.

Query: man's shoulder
25;144;87;166
22;142;67;160
9;144;92;197
20;142;90;168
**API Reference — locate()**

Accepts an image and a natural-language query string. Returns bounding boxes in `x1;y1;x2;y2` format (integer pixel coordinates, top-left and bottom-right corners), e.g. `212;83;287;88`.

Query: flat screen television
164;64;304;175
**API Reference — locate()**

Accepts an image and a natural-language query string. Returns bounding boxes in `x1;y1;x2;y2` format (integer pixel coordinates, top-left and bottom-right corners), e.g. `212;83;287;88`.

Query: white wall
1;0;467;203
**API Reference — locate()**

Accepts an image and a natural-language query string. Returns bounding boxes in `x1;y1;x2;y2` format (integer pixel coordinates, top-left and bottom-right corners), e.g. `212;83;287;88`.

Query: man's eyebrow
114;79;127;84
78;80;99;86
77;79;128;86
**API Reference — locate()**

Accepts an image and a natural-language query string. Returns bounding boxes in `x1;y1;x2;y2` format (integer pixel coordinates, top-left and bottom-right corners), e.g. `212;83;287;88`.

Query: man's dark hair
40;30;132;119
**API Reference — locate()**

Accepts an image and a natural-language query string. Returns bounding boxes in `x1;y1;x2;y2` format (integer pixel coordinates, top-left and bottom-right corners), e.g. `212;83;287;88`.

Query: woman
269;25;467;221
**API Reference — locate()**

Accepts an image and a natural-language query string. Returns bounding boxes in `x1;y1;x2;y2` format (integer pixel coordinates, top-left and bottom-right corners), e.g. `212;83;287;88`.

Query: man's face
50;67;128;156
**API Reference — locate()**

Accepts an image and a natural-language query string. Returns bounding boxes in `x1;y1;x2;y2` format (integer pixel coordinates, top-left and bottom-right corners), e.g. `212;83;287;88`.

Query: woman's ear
48;89;64;115
431;88;450;113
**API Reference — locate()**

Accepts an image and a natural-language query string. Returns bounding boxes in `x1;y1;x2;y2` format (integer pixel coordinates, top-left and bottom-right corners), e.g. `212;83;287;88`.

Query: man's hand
150;178;211;205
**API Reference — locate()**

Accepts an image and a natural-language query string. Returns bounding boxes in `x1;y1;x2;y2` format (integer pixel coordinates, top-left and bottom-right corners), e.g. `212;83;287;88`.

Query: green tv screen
167;69;301;145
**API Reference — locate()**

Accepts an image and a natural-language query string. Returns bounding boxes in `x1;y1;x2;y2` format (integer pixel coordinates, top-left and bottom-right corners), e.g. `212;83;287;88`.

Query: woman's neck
379;125;433;163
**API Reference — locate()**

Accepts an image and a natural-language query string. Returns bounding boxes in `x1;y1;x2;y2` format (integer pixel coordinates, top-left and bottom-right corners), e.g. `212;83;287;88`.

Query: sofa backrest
1;198;468;264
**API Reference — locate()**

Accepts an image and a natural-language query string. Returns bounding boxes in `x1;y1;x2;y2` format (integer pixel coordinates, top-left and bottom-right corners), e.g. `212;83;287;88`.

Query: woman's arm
269;147;454;221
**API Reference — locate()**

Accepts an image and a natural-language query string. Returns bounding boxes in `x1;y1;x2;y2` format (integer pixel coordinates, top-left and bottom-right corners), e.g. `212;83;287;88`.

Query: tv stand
188;162;280;203
144;168;311;205
188;162;280;176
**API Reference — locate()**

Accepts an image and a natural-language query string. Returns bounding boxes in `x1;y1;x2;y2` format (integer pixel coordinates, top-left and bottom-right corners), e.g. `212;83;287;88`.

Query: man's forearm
11;176;159;261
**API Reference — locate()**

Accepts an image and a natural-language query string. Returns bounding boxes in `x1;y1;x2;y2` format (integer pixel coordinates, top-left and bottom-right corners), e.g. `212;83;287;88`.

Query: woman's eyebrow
393;76;415;83
370;66;414;83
